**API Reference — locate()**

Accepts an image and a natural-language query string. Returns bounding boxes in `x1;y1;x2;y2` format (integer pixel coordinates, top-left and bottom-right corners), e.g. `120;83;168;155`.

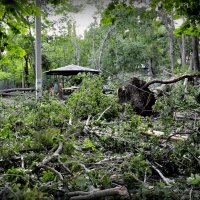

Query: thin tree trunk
192;36;200;71
169;12;175;74
148;59;154;77
27;16;35;75
97;25;115;70
181;34;186;65
159;10;175;74
35;0;42;100
24;54;29;88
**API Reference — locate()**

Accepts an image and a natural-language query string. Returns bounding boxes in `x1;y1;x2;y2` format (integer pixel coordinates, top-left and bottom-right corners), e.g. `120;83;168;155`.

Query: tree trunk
96;25;115;70
148;59;154;77
192;36;200;71
169;32;174;73
181;34;186;65
35;0;43;100
169;14;175;74
159;10;175;74
24;54;29;88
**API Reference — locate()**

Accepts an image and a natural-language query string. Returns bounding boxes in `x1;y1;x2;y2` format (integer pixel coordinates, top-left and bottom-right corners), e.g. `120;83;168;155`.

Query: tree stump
118;77;156;116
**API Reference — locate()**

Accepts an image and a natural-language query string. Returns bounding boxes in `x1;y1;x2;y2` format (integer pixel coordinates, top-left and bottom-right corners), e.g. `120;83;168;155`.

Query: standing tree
151;0;200;71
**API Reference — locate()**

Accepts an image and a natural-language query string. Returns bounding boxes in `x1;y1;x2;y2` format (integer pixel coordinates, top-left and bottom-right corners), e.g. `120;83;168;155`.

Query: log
0;93;23;97
144;130;188;141
68;186;130;200
0;87;35;93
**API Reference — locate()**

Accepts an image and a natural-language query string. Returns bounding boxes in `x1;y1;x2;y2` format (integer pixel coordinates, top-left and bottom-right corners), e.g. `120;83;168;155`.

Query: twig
147;160;173;186
21;155;24;168
144;168;147;183
37;141;63;166
69;117;72;125
58;158;71;174
189;187;193;200
86;114;91;126
96;106;111;121
40;164;63;180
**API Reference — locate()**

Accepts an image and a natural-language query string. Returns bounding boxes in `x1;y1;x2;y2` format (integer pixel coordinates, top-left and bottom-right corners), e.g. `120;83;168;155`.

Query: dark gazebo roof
45;64;100;76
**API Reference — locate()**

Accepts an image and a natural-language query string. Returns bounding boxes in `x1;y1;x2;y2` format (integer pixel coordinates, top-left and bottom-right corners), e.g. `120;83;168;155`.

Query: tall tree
99;1;169;75
151;0;200;71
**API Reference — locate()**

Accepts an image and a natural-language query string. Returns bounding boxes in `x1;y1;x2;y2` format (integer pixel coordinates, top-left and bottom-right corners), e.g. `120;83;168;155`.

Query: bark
0;93;23;97
70;38;80;65
192;36;200;71
144;130;188;141
27;16;35;75
96;25;115;70
24;54;29;87
159;10;175;74
118;77;156;116
68;186;130;200
118;74;200;115
142;73;200;89
169;30;174;73
181;34;186;65
177;35;186;65
148;59;154;77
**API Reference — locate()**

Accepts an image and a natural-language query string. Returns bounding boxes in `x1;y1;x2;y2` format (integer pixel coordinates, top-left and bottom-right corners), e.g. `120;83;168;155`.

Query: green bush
66;75;120;121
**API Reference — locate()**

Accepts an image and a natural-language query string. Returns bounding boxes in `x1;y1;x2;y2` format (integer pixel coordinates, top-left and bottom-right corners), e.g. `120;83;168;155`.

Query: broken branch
147;160;173;186
142;74;200;89
68;186;130;200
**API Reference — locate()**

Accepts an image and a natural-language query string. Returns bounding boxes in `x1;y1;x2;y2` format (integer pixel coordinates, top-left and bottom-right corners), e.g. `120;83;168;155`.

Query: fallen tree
118;77;156;116
118;74;200;116
0;87;35;93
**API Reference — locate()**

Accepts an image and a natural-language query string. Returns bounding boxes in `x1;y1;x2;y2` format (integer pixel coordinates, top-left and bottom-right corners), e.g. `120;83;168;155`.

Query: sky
49;0;182;36
48;0;110;37
69;1;99;36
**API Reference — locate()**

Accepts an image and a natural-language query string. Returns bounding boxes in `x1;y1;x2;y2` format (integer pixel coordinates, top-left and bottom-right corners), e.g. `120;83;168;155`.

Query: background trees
0;0;199;88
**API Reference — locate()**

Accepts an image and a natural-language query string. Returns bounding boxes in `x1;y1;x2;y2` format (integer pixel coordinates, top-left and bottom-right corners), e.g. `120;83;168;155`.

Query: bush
66;75;121;121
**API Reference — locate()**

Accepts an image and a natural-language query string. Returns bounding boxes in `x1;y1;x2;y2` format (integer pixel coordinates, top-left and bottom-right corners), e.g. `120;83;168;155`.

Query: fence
0;79;18;90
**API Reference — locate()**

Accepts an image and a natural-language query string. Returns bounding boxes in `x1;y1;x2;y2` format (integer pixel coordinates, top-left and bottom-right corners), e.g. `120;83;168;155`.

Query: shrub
66;75;120;121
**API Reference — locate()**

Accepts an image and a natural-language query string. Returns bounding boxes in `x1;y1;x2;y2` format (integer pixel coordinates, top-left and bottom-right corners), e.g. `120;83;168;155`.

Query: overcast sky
70;1;99;36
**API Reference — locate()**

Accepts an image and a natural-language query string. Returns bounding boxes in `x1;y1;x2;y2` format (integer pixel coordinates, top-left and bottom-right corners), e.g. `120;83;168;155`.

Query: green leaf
74;175;88;188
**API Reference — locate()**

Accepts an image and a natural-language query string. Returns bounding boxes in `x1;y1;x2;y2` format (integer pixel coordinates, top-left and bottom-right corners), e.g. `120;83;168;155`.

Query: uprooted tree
118;74;200;116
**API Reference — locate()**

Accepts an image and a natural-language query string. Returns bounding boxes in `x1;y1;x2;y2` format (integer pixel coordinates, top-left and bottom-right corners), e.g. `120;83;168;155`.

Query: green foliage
129;155;150;179
151;0;200;36
1;83;200;199
67;74;120;121
41;170;56;182
73;175;89;190
87;169;111;189
99;3;169;74
153;81;199;115
187;174;200;185
101;2;133;25
83;138;97;152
